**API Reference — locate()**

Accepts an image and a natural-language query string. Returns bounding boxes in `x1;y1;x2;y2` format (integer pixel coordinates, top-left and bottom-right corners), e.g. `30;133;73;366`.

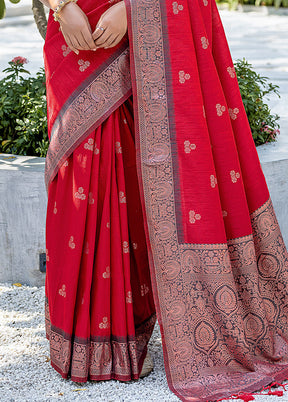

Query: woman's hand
92;1;127;49
58;2;97;54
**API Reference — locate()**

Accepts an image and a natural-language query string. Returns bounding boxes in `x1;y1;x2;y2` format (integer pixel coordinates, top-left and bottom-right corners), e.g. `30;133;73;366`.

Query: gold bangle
53;0;77;22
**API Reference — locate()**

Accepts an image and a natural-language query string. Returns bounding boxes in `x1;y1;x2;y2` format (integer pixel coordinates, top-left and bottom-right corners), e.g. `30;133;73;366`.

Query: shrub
234;58;280;146
0;57;48;157
0;57;281;157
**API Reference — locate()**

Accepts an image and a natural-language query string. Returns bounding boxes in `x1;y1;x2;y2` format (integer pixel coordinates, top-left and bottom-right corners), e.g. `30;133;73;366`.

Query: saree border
45;298;156;382
126;0;288;400
45;45;132;190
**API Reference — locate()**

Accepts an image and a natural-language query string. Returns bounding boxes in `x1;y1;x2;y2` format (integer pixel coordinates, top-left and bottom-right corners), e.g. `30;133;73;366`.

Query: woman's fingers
104;34;120;49
81;26;97;50
94;29;112;47
92;23;106;42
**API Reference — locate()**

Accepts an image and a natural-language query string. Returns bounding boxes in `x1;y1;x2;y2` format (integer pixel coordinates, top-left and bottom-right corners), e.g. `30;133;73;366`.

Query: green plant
0;57;48;157
0;0;20;19
234;58;280;146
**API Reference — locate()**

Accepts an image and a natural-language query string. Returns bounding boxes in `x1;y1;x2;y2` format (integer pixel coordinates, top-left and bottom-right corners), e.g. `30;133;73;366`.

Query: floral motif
227;66;236;78
203;0;208;5
74;187;86;200
99;317;110;329
84;138;94;151
222;210;228;217
230;170;241;183
133;242;138;250
62;45;71;57
103;266;110;279
141;284;150;297
123;241;130;254
201;37;209;49
115;141;122;154
210;175;217;188
126;291;133;304
63;160;69;167
58;284;66;298
189;210;201;224
69;236;76;249
228;107;240;120
78;59;90;72
119;191;126;203
216;103;226;116
93;142;100;155
172;1;183;14
106;222;110;229
184;140;196;154
179;70;190;84
53;201;57;214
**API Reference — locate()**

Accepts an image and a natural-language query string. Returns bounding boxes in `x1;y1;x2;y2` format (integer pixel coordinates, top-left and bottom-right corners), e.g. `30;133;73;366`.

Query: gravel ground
1;284;288;402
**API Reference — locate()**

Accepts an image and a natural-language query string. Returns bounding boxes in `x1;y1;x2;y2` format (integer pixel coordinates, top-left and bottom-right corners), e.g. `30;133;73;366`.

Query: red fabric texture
45;98;156;381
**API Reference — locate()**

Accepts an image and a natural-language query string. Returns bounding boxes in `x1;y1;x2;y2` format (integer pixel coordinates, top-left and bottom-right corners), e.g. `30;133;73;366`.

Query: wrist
53;0;78;21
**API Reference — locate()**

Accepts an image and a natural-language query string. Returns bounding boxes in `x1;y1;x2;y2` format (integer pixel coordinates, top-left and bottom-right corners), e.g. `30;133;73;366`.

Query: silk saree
44;0;288;401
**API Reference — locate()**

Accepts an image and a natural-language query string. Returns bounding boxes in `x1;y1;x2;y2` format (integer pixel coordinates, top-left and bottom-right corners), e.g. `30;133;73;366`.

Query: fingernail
92;48;97;51
75;50;79;55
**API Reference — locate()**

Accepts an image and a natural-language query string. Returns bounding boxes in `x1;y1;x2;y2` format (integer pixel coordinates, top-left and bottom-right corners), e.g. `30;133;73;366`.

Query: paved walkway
1;5;288;402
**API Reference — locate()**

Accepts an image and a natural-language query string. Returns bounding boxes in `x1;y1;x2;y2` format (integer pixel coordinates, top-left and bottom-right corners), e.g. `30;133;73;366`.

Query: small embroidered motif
99;317;110;329
179;70;191;84
62;44;71;57
59;285;66;298
88;192;94;205
119;191;126;204
201;37;209;49
103;266;110;279
78;59;90;72
172;1;183;14
93;142;100;155
228;107;240;120
203;105;206;119
74;187;86;200
63;160;69;167
222;210;228;217
46;249;50;262
216;103;226;116
123;241;130;254
84;241;89;255
230;170;241;183
227;66;236;78
106;222;110;229
203;0;208;6
81;297;85;305
69;236;76;249
189;210;201;224
126;291;133;304
115;141;122;154
184;140;196;154
141;284;150;297
84;138;94;151
133;242;138;250
53;201;57;214
123;118;127;124
77;154;88;169
210;175;217;188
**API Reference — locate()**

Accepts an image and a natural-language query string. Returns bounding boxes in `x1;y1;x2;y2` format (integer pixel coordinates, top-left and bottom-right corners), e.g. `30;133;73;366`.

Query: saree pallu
44;0;288;400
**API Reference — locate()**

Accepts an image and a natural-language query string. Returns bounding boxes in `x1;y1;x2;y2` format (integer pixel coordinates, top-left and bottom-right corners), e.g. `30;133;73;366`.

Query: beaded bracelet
53;0;78;22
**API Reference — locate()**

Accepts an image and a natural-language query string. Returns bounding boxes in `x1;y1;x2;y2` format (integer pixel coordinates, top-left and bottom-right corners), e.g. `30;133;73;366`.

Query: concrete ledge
0;147;287;286
0;154;46;286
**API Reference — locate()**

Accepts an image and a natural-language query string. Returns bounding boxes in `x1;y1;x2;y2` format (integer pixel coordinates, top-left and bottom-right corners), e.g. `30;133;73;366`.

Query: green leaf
0;0;6;19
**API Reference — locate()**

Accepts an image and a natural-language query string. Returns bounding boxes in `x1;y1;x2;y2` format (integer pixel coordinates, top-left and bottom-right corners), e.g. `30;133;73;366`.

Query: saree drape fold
44;0;288;400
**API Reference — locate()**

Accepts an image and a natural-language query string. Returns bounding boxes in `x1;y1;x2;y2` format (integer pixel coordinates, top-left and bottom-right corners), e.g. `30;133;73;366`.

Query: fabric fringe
216;381;287;401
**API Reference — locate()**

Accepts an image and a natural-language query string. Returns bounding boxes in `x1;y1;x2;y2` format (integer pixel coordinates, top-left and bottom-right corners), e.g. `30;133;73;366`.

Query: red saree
44;0;288;401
